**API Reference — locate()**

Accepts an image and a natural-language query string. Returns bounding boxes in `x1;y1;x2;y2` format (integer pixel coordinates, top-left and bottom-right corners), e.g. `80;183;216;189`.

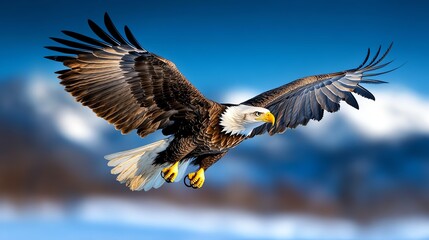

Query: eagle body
154;103;247;166
46;13;395;191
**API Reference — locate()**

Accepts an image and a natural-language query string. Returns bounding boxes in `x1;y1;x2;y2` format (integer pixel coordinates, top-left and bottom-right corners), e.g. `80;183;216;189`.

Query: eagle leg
184;168;205;189
159;137;197;183
161;161;180;183
183;152;228;188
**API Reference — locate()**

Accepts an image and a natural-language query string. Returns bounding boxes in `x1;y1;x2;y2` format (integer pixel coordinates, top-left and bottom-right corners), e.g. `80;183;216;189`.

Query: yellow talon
187;168;205;188
161;161;180;183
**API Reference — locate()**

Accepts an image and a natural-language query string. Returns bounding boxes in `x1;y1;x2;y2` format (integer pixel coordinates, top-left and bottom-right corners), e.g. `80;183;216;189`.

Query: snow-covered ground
1;197;429;240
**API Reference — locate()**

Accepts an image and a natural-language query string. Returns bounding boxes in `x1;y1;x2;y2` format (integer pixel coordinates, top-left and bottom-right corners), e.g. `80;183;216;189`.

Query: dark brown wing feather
243;44;395;137
46;13;213;137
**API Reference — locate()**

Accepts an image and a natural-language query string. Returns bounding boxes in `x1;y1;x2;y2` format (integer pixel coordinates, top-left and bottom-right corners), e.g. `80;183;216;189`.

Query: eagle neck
219;105;253;136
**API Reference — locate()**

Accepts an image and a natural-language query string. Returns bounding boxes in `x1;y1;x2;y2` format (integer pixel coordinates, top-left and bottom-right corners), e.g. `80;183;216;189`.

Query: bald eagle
46;13;395;191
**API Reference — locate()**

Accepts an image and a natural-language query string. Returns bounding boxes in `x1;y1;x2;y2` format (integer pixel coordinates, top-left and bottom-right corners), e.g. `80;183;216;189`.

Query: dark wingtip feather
55;69;69;74
124;25;145;51
344;92;359;110
62;30;110;48
356;48;371;70
362;65;402;77
366;42;394;69
45;55;75;62
50;37;100;51
104;12;128;45
45;46;87;55
360;79;388;84
88;18;120;46
44;55;54;60
364;45;382;69
45;55;59;61
363;59;395;73
353;85;375;101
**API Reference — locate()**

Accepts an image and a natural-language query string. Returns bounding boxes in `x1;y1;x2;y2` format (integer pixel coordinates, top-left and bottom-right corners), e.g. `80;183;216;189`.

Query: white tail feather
104;137;190;191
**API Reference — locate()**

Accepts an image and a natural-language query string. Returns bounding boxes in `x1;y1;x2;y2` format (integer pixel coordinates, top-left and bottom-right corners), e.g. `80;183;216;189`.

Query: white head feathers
220;104;272;136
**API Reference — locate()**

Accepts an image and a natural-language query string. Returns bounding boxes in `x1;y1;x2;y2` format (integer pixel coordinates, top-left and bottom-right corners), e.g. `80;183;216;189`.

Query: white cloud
3;198;429;239
55;108;100;144
341;88;429;139
26;75;109;146
222;88;258;104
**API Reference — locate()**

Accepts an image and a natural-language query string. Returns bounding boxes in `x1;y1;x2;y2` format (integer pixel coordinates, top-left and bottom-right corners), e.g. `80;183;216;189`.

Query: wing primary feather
361;60;394;73
55;69;69;74
45;46;89;55
62;30;111;48
344;92;359;109
360;79;388;84
49;37;101;51
124;25;145;51
356;48;371;70
366;42;394;69
88;19;120;46
362;66;401;77
103;13;129;45
364;45;381;68
44;56;75;62
353;85;375;100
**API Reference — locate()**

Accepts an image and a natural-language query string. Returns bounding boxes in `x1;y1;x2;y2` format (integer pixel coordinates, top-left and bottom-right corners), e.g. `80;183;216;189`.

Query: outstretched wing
242;44;396;137
46;13;213;138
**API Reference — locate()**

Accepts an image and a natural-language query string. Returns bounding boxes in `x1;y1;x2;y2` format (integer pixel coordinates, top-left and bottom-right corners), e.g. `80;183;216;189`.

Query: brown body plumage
154;103;247;170
46;13;394;191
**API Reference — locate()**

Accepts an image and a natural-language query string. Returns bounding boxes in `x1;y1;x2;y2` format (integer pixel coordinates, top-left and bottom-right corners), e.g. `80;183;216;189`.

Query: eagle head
220;104;275;136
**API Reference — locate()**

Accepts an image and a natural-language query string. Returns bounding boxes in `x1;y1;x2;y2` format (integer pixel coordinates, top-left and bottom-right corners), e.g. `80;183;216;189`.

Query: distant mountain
1;76;429;219
0;77;125;198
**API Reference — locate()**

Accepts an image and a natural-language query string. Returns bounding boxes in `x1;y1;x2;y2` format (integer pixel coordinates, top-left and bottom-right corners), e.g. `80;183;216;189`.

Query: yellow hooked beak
256;112;275;125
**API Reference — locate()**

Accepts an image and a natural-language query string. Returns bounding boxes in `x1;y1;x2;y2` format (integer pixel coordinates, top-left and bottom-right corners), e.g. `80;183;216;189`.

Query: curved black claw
183;169;205;189
184;175;192;188
160;171;173;183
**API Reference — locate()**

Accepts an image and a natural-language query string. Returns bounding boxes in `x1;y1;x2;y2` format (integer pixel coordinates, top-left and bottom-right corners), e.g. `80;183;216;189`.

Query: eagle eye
254;111;262;117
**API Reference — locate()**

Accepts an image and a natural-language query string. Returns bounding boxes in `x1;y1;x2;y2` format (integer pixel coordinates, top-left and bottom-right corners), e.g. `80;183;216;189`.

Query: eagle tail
104;137;190;191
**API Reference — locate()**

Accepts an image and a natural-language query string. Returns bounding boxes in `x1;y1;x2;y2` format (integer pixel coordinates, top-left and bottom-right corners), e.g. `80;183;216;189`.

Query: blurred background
1;0;429;239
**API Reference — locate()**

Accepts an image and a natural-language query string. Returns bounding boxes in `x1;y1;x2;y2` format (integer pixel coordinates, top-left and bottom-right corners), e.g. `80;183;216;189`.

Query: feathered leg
158;137;196;183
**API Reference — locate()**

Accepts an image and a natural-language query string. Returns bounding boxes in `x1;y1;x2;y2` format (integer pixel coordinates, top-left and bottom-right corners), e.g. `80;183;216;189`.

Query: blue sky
1;0;429;98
